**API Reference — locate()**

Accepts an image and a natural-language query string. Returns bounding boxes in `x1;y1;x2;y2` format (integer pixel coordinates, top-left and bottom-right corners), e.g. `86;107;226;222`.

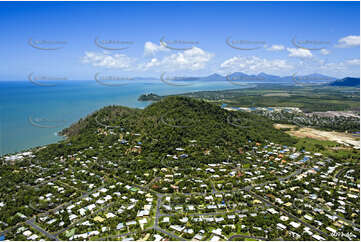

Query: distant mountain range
132;73;361;86
135;72;340;84
329;77;360;87
198;72;338;84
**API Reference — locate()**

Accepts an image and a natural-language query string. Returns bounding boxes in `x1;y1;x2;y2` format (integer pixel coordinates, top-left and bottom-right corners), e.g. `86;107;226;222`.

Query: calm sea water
0;80;252;156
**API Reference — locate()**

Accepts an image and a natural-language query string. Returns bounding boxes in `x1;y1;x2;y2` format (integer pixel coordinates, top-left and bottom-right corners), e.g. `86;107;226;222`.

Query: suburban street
25;218;58;241
8;158;351;242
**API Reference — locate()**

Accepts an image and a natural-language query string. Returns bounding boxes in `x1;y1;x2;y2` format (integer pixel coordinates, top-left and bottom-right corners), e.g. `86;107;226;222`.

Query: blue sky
0;1;359;80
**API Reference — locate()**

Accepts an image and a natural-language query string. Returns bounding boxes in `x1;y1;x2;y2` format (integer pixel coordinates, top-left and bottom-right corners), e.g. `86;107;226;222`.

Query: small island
138;93;163;101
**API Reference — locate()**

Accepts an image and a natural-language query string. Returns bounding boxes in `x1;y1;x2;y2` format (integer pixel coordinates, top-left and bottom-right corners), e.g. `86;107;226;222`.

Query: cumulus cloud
144;41;169;56
346;59;360;66
142;58;160;69
220;56;293;74
266;45;285;51
317;59;360;77
335;35;360;48
287;48;313;58
141;47;214;71
82;51;136;69
82;46;213;73
320;49;330;55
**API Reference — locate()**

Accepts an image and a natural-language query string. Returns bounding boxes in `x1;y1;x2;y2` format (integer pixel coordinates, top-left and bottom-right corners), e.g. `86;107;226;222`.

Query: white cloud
82;47;213;73
82;51;135;69
346;59;360;66
220;56;293;74
144;41;169;56
267;45;285;51
141;58;161;69
320;49;330;55
321;62;350;75
287;48;313;58
141;47;214;71
318;59;360;77
336;35;360;48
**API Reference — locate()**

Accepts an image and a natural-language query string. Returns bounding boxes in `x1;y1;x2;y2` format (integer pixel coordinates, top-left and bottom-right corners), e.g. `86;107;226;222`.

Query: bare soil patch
263;92;291;97
274;124;360;148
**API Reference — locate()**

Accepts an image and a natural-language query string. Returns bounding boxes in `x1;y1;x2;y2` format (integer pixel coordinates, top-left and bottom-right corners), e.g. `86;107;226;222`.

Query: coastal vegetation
0;96;359;241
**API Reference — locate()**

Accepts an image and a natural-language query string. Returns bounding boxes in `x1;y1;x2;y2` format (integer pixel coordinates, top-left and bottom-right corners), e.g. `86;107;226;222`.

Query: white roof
290;221;301;228
326;227;337;233
180;217;188;223
86;204;96;210
277;223;287;230
170;225;184;232
28;234;39;240
23;230;32;237
312;234;325;240
210;235;221;242
106;212;116;218
126;221;137;226
67;204;75;210
154;234;163;241
138;218;147;224
212;228;222;236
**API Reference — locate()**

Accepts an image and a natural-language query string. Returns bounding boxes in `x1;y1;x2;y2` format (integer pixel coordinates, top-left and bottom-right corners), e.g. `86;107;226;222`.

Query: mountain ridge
135;72;338;84
329;77;360;87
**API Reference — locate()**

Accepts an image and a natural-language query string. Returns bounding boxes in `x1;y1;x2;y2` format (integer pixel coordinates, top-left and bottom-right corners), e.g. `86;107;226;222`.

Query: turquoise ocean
0;80;252;156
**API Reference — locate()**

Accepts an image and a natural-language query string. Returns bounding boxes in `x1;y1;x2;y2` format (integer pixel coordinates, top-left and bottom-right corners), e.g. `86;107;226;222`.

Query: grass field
177;84;360;112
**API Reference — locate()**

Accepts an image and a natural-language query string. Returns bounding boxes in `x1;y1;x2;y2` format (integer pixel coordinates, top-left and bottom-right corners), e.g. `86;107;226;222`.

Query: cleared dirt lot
274;123;360;148
263;92;291;97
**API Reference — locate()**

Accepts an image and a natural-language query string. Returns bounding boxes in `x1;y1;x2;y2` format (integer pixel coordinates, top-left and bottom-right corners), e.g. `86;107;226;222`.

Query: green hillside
39;96;295;161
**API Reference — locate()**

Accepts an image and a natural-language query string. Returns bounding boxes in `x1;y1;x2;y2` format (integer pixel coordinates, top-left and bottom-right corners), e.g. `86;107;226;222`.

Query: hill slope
329;77;360;87
57;97;295;157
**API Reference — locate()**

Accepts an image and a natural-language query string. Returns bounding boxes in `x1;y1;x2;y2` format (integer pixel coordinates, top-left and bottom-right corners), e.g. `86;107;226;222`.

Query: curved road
229;234;267;241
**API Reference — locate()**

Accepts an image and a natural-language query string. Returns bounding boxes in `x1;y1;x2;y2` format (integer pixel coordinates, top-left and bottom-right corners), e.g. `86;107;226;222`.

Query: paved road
182;191;208;196
17;159;349;242
152;192;188;241
253;168;305;189
125;162;346;242
41;185;106;217
159;210;241;218
210;181;217;194
293;193;359;229
54;202;113;236
113;176;185;241
155;227;186;241
278;168;304;181
117;175;163;198
249;191;335;240
146;177;161;189
97;227;154;241
57;180;83;192
228;234;267;241
308;199;360;228
94;115;124;130
154;178;296;220
26;218;58;241
155;196;162;226
335;167;350;179
152;196;186;241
